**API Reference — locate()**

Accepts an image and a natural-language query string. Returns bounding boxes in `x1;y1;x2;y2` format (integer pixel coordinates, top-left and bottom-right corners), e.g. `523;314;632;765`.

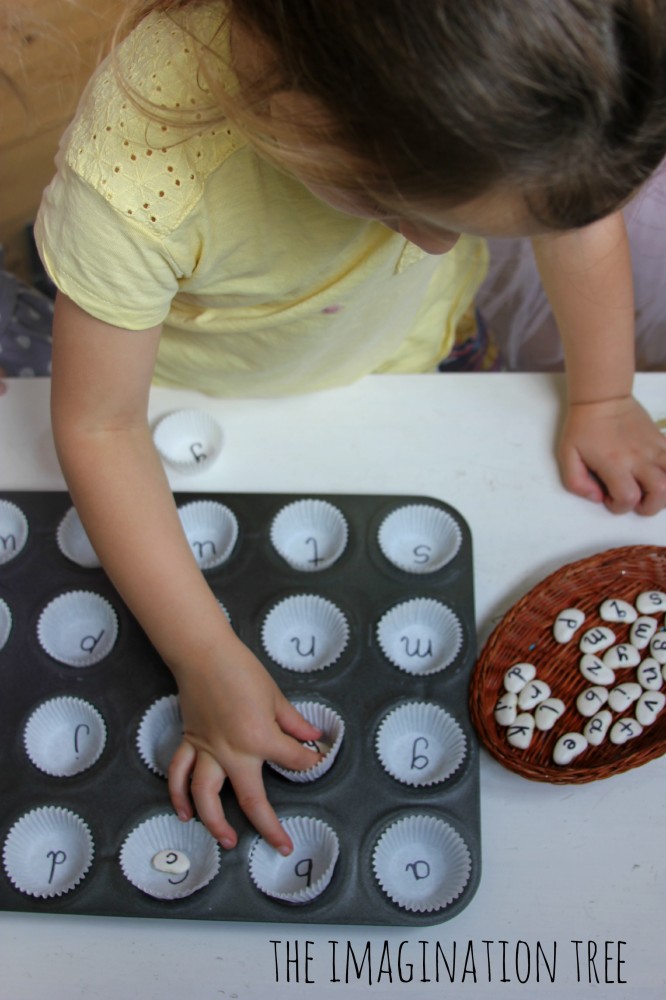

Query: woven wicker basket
470;545;666;783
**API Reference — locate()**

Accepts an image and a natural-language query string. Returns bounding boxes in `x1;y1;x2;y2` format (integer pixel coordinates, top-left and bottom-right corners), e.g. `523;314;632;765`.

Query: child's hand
558;395;666;515
167;634;323;854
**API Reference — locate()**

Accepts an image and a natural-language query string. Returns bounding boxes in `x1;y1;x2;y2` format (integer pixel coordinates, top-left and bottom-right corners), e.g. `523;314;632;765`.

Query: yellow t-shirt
35;5;487;397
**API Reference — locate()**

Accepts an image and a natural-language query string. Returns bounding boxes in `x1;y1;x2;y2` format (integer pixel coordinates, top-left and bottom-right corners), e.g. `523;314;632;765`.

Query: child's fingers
167;739;197;822
226;758;293;855
270;730;326;773
275;698;322;743
168;740;239;850
559;445;605;505
632;461;666;517
188;751;239;850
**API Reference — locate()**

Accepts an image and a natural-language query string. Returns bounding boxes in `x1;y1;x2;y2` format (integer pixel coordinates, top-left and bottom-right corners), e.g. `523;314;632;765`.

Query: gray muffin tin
0;490;480;926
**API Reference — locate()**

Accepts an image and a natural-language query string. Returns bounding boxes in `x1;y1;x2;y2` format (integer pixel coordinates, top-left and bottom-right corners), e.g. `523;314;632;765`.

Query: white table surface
0;373;664;1000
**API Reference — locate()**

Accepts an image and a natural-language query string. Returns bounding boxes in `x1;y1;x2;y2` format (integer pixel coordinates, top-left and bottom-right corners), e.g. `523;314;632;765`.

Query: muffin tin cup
136;694;183;778
372;814;472;913
375;701;467;787
378;503;462;575
119;814;220;900
178;500;239;570
0;499;29;566
0;490;478;926
261;594;350;673
36;590;119;668
268;701;345;782
24;697;107;777
0;596;12;651
249;815;340;904
3;806;94;899
56;507;102;569
270;499;348;572
377;598;463;676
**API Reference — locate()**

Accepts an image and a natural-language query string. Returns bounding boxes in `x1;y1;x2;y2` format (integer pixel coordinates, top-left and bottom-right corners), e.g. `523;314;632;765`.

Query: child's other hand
558;395;666;515
167;635;323;854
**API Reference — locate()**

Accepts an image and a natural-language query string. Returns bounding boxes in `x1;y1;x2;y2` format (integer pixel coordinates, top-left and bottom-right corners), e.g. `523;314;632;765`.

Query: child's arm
531;211;666;516
50;292;322;852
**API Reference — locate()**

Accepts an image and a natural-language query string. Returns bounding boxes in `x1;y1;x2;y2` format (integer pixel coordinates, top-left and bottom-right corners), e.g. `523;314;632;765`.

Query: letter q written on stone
553;607;585;643
503;663;536;694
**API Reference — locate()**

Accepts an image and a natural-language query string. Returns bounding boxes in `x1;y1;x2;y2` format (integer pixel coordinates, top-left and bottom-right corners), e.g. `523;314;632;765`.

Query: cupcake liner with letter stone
119;813;220;900
269;701;345;781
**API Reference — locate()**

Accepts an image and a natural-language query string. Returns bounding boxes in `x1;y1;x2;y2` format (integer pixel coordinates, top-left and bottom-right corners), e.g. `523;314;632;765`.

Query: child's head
123;0;666;234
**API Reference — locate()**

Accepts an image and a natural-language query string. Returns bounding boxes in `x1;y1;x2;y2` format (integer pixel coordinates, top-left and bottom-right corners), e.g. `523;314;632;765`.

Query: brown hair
115;0;666;229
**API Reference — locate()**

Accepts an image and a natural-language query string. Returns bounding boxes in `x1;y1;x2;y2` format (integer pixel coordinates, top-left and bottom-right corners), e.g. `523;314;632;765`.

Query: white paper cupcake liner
270;500;348;572
119;814;220;900
268;701;345;781
178;500;239;570
3;806;94;898
136;694;183;777
376;702;467;786
56;507;101;568
261;595;349;672
378;504;462;575
376;598;462;676
37;590;119;667
153;409;223;475
372;814;471;913
0;596;12;651
0;499;29;565
249;815;340;904
24;697;107;777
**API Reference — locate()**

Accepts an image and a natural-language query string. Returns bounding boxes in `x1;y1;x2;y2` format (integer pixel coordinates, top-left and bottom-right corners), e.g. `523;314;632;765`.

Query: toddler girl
35;0;666;852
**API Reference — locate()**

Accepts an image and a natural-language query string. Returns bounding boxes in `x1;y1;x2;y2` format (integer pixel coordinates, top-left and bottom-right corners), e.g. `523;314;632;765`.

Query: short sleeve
34;157;185;331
